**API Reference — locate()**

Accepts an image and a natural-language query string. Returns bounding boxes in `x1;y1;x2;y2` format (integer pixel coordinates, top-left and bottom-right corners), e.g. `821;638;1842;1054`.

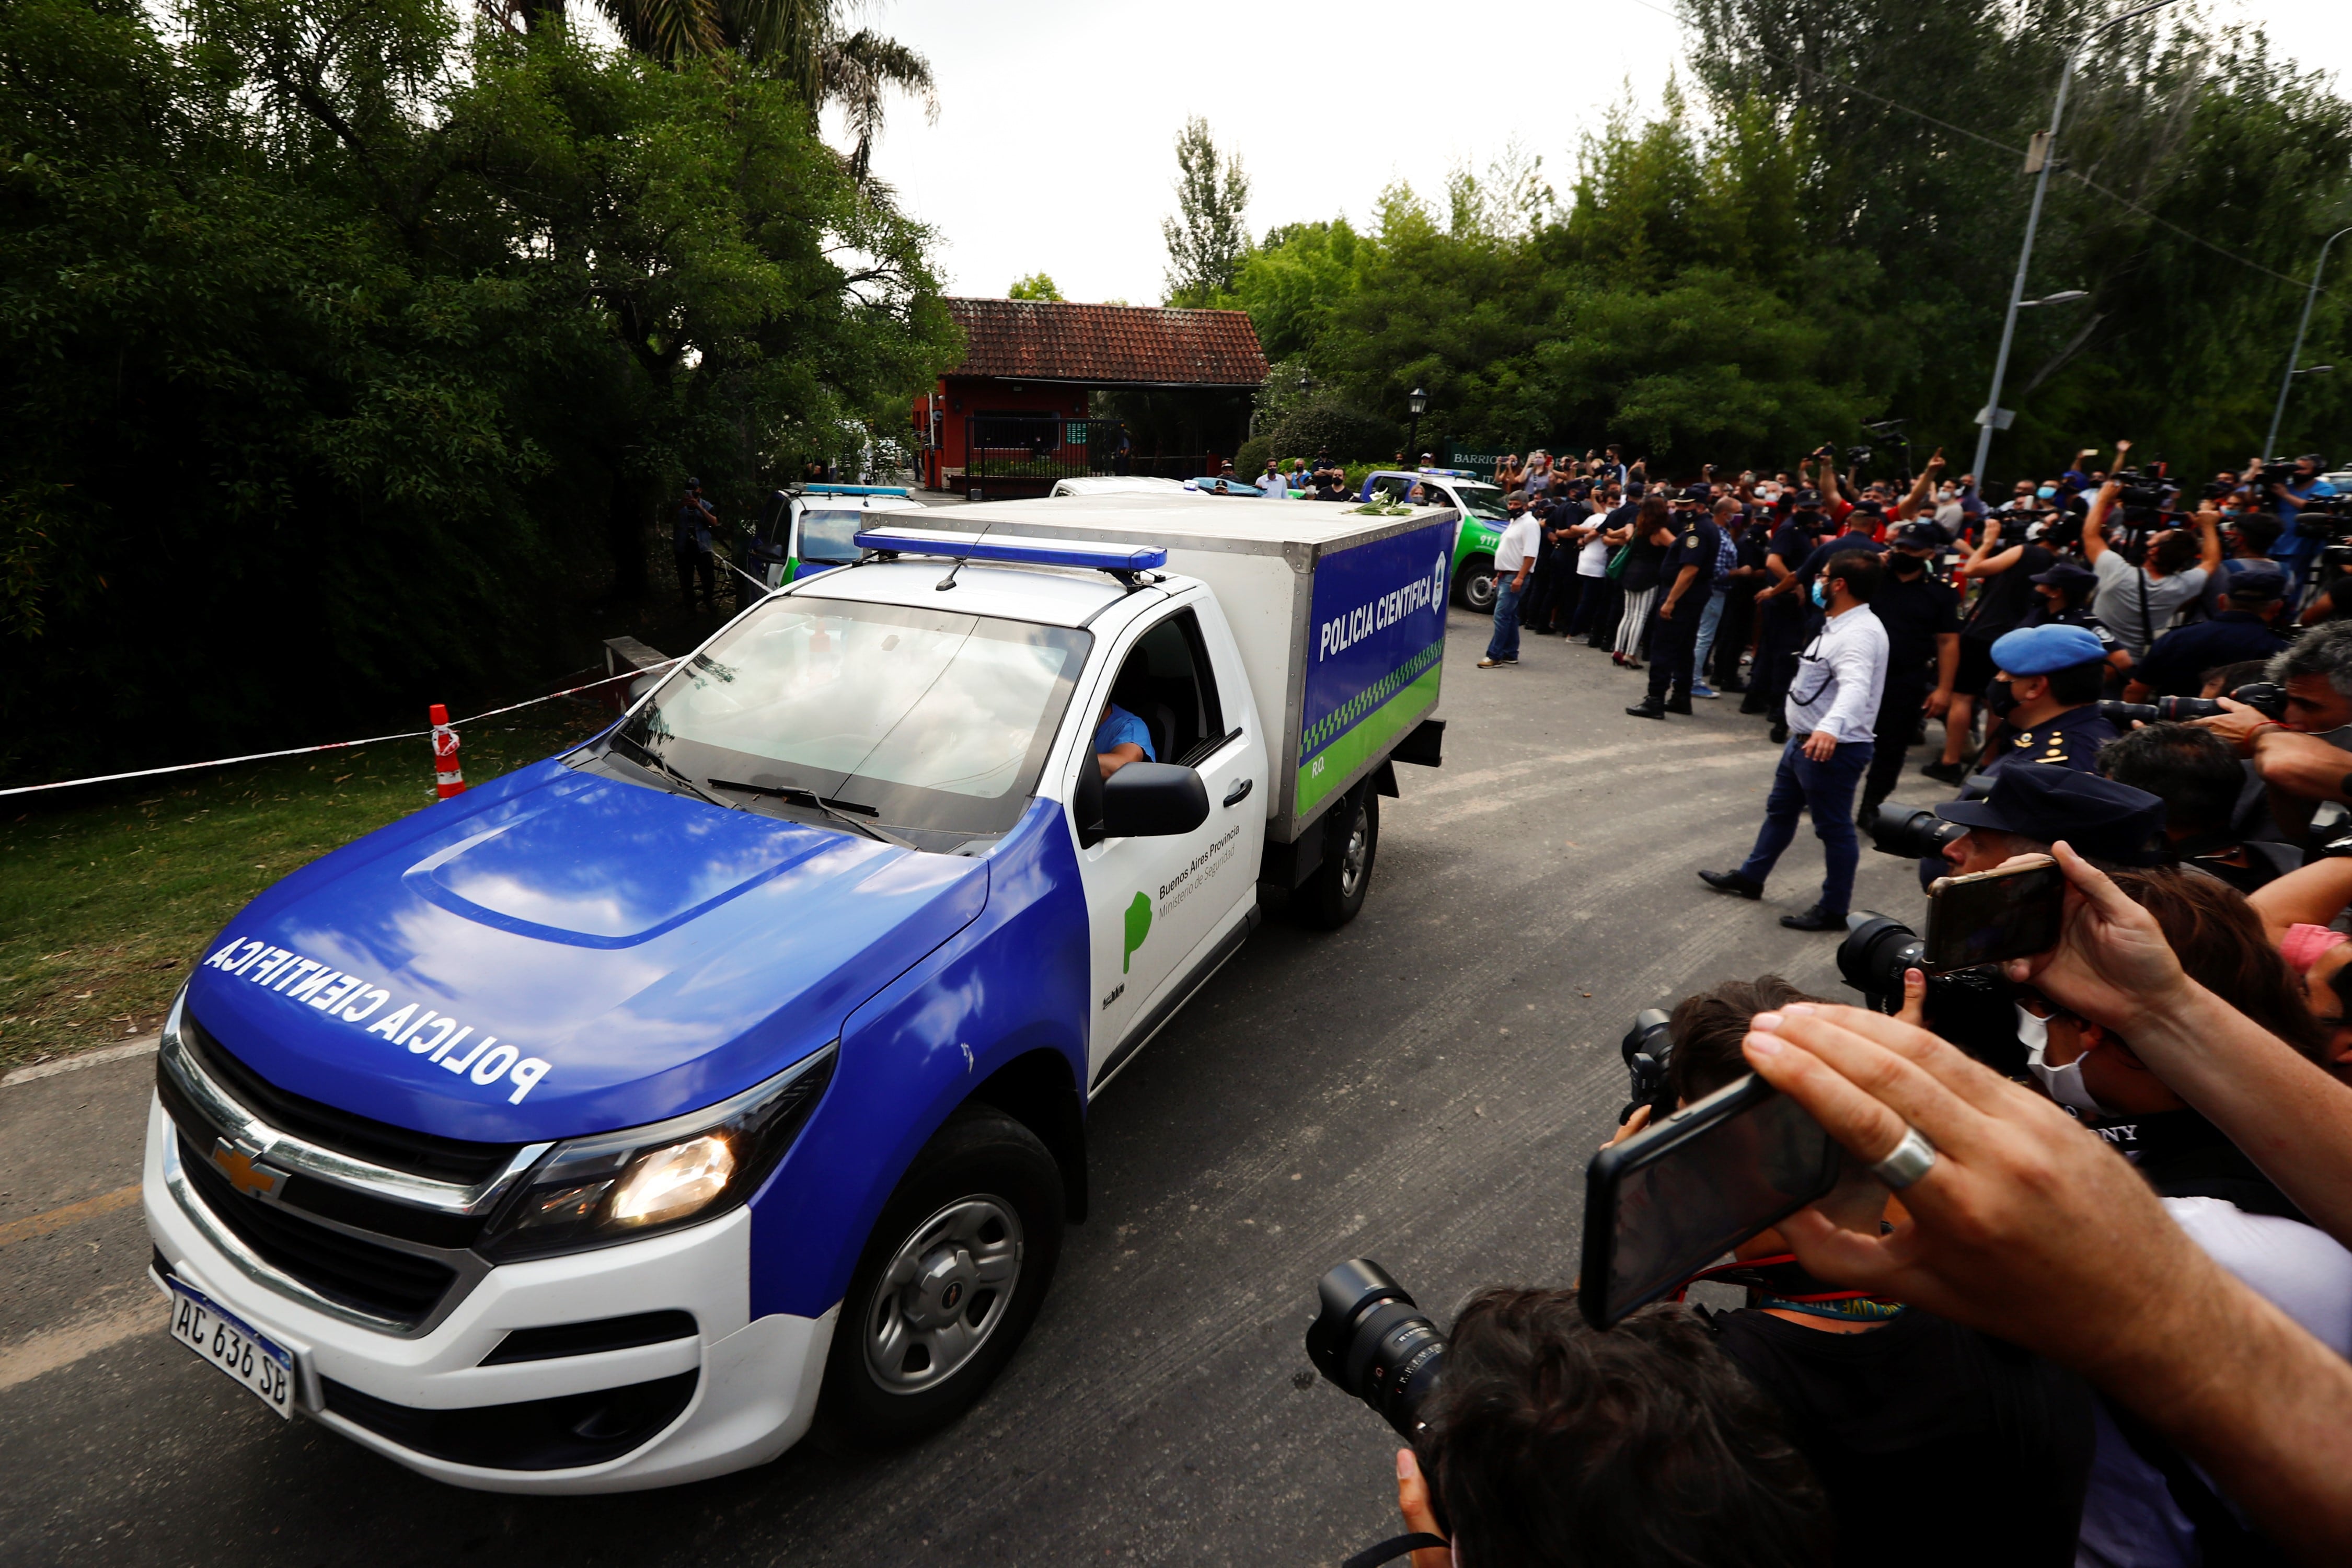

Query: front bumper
142;1094;836;1493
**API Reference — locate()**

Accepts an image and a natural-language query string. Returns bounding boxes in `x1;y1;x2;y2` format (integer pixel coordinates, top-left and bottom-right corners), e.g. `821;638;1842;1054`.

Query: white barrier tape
0;660;682;800
721;556;777;596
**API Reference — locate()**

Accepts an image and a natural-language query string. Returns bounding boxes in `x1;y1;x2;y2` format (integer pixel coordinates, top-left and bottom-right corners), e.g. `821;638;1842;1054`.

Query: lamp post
2264;225;2352;464
1970;0;2182;485
1406;386;1428;469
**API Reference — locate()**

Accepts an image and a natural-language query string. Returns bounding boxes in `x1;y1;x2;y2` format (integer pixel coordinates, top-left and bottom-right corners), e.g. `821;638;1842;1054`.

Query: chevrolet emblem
211;1139;287;1201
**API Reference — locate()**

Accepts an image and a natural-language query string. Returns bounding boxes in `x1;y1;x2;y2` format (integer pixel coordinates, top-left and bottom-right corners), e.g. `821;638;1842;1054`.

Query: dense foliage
0;0;954;780
1219;0;2350;481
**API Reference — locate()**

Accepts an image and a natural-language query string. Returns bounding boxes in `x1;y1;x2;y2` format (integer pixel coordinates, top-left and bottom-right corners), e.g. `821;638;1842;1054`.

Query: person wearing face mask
1974;625;2119;781
1858;521;1961;820
1929;512;2057;786
1743;488;1829;739
2017;562;2133;685
1700;551;1888;931
2014;868;2352;1568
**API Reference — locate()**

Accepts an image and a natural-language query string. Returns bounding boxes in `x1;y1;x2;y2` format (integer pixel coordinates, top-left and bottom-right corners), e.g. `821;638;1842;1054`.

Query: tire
815;1106;1065;1449
1297;789;1377;930
1459;556;1498;612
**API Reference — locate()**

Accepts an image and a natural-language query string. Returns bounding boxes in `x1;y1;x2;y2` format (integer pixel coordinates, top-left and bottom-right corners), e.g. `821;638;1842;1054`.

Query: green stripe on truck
1295;665;1443;816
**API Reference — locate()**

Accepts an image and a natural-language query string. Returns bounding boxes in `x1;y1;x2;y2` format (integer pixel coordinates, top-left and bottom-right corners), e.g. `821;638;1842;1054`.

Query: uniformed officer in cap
1932;763;2171;877
1978;624;2119;779
1903;768;2171;1077
2020;560;2131;684
2123;565;2292;700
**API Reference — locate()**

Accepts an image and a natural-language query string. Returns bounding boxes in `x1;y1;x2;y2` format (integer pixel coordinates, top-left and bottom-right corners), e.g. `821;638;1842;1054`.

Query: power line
1621;0;2334;297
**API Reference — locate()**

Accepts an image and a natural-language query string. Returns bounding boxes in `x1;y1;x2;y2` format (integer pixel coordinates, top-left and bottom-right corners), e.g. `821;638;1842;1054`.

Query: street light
1971;0;2183;480
2265;225;2352;464
1407;386;1428;469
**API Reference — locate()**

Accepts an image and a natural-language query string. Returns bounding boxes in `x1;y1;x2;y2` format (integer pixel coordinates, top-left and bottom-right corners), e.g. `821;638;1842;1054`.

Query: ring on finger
1869;1125;1937;1190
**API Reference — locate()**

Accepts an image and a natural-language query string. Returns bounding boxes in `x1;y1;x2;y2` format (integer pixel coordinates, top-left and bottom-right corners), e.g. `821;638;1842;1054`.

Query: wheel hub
862;1195;1024;1394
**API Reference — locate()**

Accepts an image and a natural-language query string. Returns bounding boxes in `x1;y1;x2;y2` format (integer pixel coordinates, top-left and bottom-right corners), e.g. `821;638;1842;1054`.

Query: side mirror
1101;763;1208;839
1074;758;1106;847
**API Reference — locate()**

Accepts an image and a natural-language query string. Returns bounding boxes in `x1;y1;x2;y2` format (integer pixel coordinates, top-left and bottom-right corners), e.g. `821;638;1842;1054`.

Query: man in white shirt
1698;550;1890;929
1479;500;1545;668
1258;460;1290;500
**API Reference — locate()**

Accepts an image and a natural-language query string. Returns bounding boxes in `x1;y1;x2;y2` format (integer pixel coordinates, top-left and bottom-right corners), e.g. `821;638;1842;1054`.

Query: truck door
1070;602;1267;1088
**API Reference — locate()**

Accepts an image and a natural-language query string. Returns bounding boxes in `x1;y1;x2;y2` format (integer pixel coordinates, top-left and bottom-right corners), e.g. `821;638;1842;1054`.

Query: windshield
798;509;867;565
1451;482;1508;521
610;596;1090;844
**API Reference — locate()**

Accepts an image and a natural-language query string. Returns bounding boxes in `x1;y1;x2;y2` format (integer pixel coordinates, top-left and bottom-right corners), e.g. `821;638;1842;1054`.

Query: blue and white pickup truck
144;496;1456;1492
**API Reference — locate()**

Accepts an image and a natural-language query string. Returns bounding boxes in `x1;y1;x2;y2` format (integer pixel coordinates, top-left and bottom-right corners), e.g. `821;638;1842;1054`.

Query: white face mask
2017;1003;2109;1118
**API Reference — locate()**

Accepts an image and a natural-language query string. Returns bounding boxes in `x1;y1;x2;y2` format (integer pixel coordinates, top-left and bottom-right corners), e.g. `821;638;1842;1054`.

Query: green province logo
1123;892;1152;973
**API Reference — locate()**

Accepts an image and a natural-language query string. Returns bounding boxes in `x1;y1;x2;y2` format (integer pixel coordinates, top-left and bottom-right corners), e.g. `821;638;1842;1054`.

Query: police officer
2123;567;2293;700
1980;624;2120;779
1860;521;1962;818
2017;560;2129;684
1743;488;1827;739
1628;485;1724;719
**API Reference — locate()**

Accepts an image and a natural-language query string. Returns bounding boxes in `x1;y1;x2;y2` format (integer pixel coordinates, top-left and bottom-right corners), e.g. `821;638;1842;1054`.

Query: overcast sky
839;0;2351;306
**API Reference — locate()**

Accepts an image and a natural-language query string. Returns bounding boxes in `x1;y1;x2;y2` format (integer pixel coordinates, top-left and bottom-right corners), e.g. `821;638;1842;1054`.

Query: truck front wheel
816;1106;1065;1449
1459;556;1497;612
1298;790;1377;930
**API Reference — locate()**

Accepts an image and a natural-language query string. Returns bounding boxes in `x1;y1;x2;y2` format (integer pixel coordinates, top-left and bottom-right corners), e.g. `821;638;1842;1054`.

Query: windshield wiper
611;732;734;812
707;779;917;850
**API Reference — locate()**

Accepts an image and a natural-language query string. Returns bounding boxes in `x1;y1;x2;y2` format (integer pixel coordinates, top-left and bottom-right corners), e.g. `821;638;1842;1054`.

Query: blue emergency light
852;527;1169;574
804;484;912;498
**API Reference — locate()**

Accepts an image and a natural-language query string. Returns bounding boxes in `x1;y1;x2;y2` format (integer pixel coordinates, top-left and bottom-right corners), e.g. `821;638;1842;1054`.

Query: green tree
0;0;955;779
1008;272;1065;301
1161;116;1251;307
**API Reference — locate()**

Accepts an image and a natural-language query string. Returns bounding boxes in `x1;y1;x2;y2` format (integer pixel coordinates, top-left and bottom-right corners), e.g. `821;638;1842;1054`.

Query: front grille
182;1006;521;1186
178;1132;457;1328
322;1370;699;1471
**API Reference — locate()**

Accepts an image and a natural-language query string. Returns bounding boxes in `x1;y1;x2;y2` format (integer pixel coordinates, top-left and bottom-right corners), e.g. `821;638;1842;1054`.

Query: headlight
477;1044;835;1262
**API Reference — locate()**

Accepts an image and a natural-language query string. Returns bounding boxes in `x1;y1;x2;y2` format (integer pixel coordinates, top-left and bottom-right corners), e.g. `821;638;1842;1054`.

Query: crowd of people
1372;443;2352;1568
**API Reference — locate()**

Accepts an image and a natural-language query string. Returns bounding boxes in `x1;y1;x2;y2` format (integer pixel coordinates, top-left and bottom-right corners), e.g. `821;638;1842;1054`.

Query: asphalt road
1;604;1931;1567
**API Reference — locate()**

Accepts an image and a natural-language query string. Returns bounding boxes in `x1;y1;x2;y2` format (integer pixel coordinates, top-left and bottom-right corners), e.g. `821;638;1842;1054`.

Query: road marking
0;1184;143;1249
0;1297;158;1392
3;1035;160;1088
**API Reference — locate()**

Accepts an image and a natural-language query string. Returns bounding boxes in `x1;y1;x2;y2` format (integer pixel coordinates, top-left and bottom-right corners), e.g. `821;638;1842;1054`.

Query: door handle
1223;778;1253;807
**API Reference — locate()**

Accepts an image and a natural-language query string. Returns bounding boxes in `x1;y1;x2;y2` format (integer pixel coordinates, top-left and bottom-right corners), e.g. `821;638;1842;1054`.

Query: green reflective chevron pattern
1299;640;1443;757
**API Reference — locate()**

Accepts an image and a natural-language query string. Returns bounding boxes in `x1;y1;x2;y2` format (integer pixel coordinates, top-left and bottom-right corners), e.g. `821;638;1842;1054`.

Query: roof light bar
853;527;1169;574
804;484;911;497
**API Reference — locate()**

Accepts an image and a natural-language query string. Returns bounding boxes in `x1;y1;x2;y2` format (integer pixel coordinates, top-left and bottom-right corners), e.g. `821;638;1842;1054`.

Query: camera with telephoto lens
2100;681;2287;729
1862;799;1968;860
1307;1259;1450;1439
1621;1007;1673;1124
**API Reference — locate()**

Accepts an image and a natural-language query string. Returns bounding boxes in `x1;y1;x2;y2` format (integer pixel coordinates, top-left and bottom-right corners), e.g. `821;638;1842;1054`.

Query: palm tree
486;0;936;180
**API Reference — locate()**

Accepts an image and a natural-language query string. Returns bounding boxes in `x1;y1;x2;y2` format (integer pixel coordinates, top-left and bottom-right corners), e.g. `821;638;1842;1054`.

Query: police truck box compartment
141;495;1456;1494
910;493;1458;847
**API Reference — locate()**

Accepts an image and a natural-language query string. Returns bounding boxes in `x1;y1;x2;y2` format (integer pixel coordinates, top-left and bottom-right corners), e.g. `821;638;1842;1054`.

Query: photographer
1641;979;2096;1568
2194;621;2352;820
2122;568;2291;701
2081;466;2222;661
1392;1292;1835;1568
1737;999;2352;1564
2096;723;2295;893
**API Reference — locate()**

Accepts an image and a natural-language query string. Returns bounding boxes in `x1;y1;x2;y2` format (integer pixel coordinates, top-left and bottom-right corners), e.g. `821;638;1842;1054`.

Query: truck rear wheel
1298;790;1377;930
816;1106;1064;1449
1459;556;1498;612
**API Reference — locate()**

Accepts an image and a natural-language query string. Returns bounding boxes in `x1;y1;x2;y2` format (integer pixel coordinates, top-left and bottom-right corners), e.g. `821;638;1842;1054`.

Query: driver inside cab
1096;700;1156;778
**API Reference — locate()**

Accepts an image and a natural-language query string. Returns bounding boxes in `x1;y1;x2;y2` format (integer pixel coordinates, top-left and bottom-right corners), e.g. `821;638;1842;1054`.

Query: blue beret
1991;624;2107;676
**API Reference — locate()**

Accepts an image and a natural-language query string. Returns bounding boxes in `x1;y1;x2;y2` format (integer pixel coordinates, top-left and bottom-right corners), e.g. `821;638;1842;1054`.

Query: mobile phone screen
1925;858;2065;972
1581;1077;1841;1329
